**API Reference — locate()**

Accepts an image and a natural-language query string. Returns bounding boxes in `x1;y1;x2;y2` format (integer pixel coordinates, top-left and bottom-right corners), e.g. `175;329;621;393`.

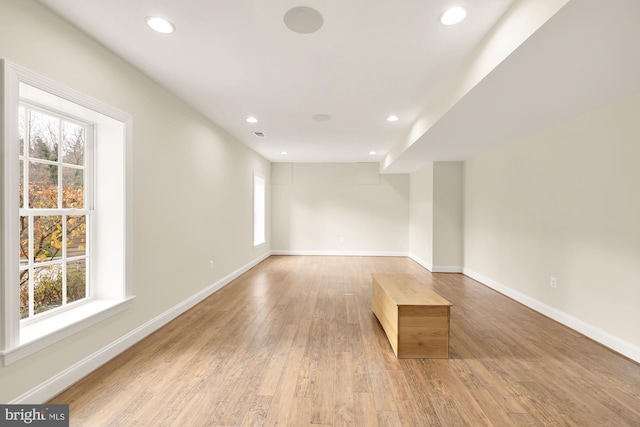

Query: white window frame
253;173;266;247
1;60;134;366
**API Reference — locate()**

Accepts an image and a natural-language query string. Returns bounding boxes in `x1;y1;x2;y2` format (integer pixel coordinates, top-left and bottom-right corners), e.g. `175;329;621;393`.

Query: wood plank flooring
49;256;640;426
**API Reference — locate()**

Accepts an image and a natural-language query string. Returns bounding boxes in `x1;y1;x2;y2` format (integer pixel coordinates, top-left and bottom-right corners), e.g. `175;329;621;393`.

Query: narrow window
253;174;266;246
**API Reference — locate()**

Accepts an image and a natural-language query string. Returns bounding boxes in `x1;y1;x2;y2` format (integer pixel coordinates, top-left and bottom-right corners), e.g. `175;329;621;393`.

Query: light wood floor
50;256;640;426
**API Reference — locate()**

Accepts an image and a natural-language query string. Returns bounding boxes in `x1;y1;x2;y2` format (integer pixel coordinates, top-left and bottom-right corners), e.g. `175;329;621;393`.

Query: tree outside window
19;105;90;319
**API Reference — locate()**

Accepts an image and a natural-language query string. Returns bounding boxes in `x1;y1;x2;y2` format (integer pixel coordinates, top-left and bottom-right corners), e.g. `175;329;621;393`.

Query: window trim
1;59;135;366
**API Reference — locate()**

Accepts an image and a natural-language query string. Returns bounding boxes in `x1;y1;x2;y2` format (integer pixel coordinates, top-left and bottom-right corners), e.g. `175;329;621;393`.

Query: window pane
67;215;86;257
19;106;25;155
33;264;63;315
19;269;29;320
20;216;29;265
62;121;85;165
29;161;58;208
19;160;24;208
67;259;87;303
33;216;63;263
29;110;59;161
62;167;84;208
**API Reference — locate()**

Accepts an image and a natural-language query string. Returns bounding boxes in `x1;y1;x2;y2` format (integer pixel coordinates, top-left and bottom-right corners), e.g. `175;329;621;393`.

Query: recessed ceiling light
369;151;377;155
440;7;467;25
283;6;323;34
281;151;288;155
387;115;399;122
246;116;258;123
146;17;175;34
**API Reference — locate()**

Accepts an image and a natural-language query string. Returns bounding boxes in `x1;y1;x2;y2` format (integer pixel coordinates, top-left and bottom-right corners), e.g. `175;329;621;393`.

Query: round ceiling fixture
440;7;467;25
387;115;399;122
312;114;332;122
284;6;324;34
246;116;258;123
146;17;175;34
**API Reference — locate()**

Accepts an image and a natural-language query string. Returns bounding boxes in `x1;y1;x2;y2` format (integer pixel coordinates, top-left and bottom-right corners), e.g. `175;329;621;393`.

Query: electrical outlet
550;277;557;288
340;236;345;243
209;260;214;270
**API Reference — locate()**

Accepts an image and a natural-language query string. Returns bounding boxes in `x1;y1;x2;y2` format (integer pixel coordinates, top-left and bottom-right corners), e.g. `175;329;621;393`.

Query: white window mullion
57;116;63;210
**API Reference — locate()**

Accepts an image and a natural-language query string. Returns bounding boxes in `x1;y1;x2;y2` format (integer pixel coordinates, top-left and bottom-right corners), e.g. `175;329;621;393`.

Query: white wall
0;0;270;402
271;163;409;254
464;91;640;354
433;162;464;270
409;162;463;272
409;163;434;265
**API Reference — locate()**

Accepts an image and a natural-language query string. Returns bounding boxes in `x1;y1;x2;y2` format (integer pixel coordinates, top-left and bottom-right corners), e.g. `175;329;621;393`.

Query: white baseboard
407;254;462;273
16;253;638;404
432;266;463;273
11;252;271;404
463;267;640;364
408;253;433;271
271;250;408;257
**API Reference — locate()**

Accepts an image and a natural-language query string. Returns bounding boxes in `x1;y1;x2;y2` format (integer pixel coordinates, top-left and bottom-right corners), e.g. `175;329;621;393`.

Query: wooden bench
372;273;452;358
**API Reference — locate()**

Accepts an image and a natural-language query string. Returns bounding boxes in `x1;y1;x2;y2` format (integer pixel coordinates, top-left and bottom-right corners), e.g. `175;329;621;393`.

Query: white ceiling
383;0;640;173
36;0;640;173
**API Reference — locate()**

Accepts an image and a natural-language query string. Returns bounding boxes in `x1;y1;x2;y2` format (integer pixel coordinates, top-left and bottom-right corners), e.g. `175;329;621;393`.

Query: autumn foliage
19;106;88;319
19;181;87;318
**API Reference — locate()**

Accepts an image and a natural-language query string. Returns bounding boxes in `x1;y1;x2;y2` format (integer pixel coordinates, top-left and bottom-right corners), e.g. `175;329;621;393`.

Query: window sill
1;296;135;366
